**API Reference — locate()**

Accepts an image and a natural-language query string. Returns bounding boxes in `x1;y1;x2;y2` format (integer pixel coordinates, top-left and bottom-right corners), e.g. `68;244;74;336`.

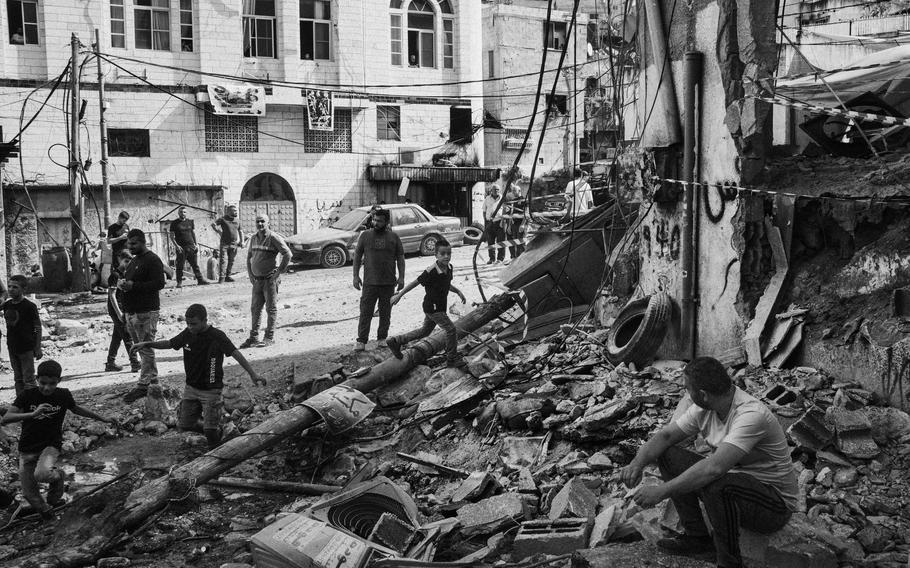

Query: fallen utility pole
19;293;516;566
209;477;340;495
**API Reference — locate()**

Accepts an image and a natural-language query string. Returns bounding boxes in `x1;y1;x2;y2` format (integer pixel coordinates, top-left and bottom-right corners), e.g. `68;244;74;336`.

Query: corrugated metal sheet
367;165;500;183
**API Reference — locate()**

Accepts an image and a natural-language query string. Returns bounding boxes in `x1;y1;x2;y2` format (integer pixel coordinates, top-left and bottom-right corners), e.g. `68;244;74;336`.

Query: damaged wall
637;0;778;362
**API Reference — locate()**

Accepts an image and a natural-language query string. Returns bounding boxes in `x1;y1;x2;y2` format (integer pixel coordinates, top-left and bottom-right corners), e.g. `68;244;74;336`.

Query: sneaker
224;276;235;283
218;278;225;284
376;338;388;348
197;279;210;286
656;534;715;558
176;281;183;289
258;337;274;347
47;495;67;508
105;362;123;372
239;337;258;349
353;341;366;352
123;385;148;404
486;259;495;265
387;337;403;359
130;362;141;373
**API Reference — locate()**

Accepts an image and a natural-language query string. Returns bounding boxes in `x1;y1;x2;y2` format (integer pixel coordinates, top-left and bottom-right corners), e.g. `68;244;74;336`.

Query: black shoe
105;362;123;372
197;279;210;285
47;496;66;508
123;385;148;404
239;337;258;349
258;337;274;347
176;281;183;288
656;534;715;558
486;259;495;265
130;362;141;373
387;337;403;359
224;276;235;283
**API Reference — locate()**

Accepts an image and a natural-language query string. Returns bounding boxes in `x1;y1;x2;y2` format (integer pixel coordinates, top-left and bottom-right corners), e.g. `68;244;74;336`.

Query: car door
391;207;422;252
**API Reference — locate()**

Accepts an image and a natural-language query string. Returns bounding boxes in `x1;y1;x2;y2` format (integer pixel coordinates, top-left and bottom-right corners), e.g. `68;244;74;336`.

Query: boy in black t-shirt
2;275;42;396
387;239;467;367
132;304;266;448
1;360;115;519
106;252;141;373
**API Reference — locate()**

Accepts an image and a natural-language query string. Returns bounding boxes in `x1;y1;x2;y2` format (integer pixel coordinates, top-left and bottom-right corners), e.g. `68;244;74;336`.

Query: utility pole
69;33;87;291
95;28;111;228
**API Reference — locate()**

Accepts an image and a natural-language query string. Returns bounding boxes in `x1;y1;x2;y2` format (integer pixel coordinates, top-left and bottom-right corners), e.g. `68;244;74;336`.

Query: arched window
389;0;455;69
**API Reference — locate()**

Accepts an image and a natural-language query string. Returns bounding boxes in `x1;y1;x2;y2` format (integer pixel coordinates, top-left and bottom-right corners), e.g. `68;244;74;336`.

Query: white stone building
0;0;495;276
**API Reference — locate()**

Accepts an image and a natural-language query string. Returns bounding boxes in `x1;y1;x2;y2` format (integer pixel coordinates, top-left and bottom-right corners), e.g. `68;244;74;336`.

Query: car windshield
331;210;369;231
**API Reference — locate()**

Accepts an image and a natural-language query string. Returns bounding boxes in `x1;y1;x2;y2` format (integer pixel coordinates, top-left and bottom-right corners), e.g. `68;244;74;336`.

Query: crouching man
620;357;797;568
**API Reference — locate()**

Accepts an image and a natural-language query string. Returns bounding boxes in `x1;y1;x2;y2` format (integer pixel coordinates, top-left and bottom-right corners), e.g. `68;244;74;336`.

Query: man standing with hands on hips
240;214;291;348
352;208;404;352
211;204;244;283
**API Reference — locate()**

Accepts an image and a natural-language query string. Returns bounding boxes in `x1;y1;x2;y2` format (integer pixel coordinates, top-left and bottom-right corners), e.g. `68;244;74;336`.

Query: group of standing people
482;184;526;265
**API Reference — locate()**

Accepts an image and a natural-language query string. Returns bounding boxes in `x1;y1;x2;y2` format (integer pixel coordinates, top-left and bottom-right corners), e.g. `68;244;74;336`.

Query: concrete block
513;517;592;560
762;384;798;406
451;471;500;504
456;493;528;537
827;407;880;459
517;467;537;494
548;478;597;521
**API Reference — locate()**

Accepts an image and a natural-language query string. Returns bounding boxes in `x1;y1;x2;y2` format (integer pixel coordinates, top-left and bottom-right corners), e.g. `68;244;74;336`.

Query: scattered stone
856;524;894;554
451;471;500;504
548;478;597;520
588;452;613;471
787;406;833;451
55;319;88;336
0;547;18;562
739;514;838;568
589;503;619;547
833;467;858;487
828;407;880;459
816;467;834;487
96;558;131;568
456;493;528;536
865;406;910;444
517;467;537;494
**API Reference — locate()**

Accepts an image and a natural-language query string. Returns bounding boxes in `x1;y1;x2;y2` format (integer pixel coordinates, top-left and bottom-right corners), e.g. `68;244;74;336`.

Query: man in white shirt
620;357;796;568
564;168;594;217
482;185;505;264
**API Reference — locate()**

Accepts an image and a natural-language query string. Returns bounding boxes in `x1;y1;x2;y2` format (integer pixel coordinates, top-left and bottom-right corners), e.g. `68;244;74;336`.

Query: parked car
286;203;464;268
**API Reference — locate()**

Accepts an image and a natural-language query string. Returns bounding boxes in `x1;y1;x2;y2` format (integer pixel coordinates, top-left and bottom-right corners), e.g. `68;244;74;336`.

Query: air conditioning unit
400;149;418;164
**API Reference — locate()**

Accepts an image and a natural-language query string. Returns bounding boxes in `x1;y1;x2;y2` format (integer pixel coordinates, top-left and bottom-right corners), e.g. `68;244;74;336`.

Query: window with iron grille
204;113;259;152
135;0;170;50
110;0;125;48
304;109;352;153
377;106;400;141
544;21;566;50
300;0;331;60
243;0;277;58
179;0;193;52
109;129;151;157
7;0;39;45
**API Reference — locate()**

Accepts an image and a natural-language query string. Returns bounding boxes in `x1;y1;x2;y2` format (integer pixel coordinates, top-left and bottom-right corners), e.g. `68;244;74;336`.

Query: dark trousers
219;245;238;280
358;285;395;344
107;319;139;365
395;311;458;362
658;446;792;568
506;220;525;259
176;244;204;283
484;220;505;262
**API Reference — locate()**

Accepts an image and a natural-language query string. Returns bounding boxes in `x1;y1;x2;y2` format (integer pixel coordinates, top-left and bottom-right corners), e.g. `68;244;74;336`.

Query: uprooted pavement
1;320;909;568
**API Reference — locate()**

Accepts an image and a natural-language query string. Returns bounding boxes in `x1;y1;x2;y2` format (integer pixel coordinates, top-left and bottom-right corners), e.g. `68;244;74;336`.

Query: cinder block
513;517;592;560
787;406;833;451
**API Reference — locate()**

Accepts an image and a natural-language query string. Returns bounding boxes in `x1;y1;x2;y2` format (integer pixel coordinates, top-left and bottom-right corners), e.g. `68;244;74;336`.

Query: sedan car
286;203;464;268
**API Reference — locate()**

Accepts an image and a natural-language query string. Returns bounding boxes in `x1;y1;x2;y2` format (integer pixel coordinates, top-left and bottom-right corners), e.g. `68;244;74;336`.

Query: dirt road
1;246;507;403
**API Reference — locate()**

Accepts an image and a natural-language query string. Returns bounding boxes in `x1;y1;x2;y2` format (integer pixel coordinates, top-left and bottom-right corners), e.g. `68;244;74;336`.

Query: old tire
606;292;672;368
463;225;483;244
420;234;439;256
320;245;347;269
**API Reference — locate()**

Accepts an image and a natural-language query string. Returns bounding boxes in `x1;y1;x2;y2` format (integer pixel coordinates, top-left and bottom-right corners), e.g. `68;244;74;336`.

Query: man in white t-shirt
620;357;797;568
564;168;594;217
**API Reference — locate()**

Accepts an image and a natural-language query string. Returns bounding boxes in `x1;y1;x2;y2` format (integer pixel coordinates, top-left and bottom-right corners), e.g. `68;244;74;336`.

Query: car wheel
320;245;347;269
420;235;439;256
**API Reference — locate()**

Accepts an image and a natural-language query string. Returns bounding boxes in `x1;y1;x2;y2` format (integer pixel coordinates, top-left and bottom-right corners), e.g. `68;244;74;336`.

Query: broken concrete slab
548;478;597;521
787;406;833;452
517;468;537;494
739;514;839;568
513;518;592;560
827;407;880;459
496;396;555;430
451;471;501;504
456;493;529;537
499;435;549;470
588;452;613;471
864;406;910;444
589;504;619;547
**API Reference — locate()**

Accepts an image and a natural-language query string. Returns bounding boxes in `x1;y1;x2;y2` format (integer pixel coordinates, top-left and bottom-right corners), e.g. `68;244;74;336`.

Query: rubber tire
606;292;672;369
320;245;347;269
463;225;483;244
420;234;439;256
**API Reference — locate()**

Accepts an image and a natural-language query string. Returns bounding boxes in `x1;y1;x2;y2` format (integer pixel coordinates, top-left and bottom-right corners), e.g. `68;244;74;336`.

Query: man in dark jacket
120;229;166;403
170;206;209;288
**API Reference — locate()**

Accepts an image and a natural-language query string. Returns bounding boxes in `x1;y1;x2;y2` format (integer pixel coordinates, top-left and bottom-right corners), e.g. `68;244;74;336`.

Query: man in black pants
620;357;797;568
352;208;404;352
170;206;209;288
483;185;505;264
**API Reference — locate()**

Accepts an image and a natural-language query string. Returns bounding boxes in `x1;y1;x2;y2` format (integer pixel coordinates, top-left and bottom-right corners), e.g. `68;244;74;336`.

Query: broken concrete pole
548;478;597;521
15;294;517;567
456;493;529;537
513;518;592;560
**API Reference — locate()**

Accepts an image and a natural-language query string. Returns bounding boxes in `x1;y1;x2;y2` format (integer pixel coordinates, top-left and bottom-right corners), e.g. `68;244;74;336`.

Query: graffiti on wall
641;219;681;260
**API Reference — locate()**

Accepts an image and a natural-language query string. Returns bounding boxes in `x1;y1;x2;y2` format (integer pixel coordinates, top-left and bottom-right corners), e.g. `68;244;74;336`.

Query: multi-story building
0;0;495;277
481;0;632;176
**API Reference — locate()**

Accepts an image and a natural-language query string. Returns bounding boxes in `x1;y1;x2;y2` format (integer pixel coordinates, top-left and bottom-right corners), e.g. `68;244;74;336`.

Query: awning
367;165;501;183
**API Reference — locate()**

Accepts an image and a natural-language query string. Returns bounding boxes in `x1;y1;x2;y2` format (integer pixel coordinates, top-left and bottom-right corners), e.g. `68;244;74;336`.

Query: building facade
0;0;492;277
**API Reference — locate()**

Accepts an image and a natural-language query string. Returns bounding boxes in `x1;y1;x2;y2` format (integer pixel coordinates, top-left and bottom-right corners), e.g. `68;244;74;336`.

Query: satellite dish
587;42;594;57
